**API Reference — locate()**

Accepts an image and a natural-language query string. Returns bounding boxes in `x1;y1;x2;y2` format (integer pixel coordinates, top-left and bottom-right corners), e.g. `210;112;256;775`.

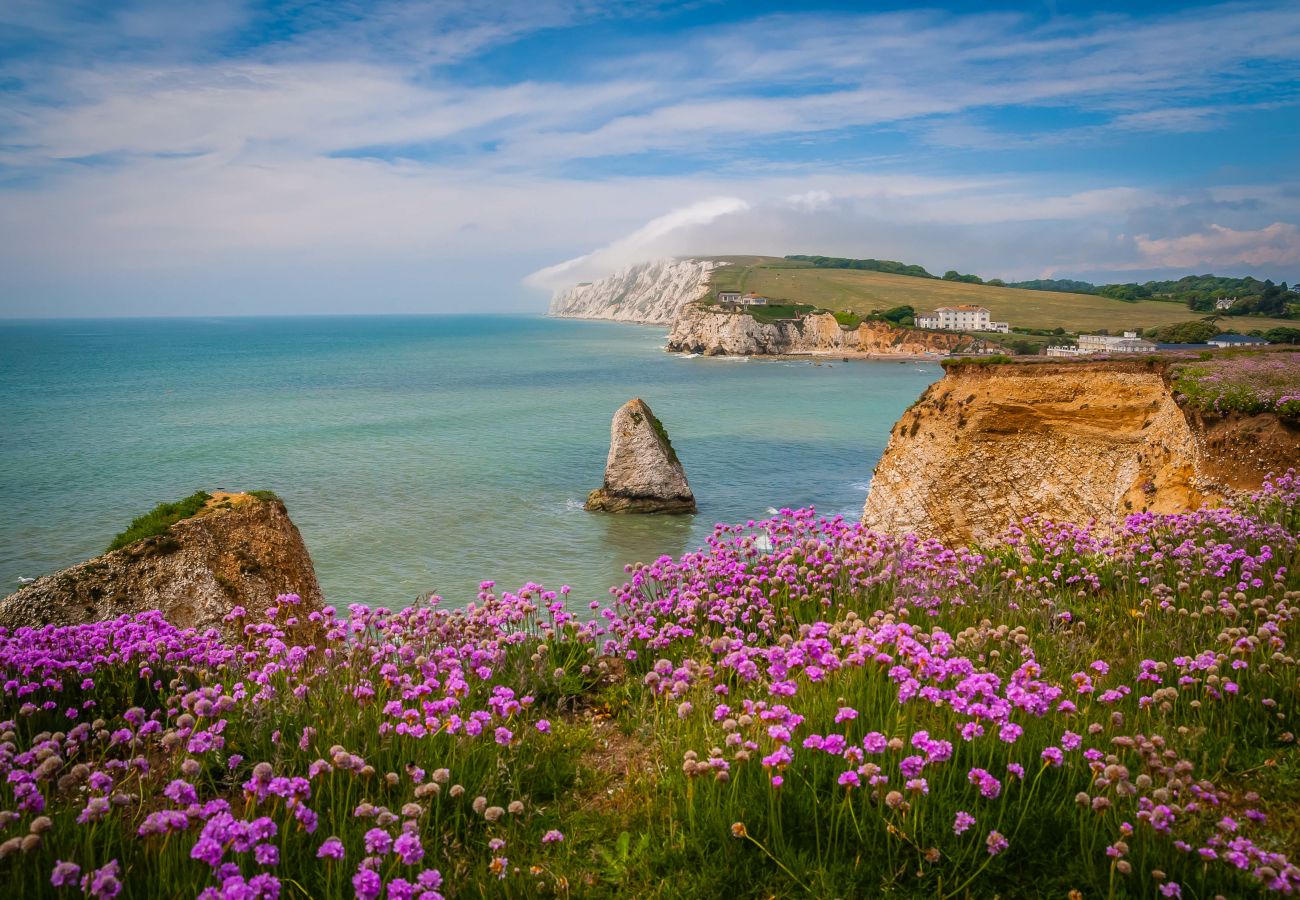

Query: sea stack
586;398;696;514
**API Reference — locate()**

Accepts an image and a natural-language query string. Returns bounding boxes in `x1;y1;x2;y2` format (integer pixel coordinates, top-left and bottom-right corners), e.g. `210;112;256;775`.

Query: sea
0;316;939;611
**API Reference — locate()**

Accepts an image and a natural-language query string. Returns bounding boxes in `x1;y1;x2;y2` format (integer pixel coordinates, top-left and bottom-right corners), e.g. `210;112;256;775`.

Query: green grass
106;490;212;552
703;256;1297;334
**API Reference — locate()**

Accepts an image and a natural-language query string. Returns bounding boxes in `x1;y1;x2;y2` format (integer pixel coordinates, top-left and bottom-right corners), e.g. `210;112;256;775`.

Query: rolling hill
704;256;1295;334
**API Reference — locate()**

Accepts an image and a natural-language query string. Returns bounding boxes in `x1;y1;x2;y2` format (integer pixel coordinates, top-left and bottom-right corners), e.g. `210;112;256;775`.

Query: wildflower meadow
2;471;1299;898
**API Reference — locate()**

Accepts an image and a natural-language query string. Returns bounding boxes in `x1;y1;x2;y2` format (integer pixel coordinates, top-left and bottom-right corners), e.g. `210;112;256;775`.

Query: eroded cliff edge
0;492;324;634
666;302;975;356
548;259;723;325
862;358;1300;546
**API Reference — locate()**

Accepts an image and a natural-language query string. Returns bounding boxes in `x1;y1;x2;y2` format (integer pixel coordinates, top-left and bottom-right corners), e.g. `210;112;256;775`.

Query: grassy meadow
705;257;1296;334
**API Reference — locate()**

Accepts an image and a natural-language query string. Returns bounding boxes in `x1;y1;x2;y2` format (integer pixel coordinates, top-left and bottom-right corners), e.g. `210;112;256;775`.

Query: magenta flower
352;866;382;900
542;830;565;844
953;811;975;835
50;860;81;889
317;837;346;861
394;832;424;865
80;860;122;900
986;831;1009;856
364;828;393;856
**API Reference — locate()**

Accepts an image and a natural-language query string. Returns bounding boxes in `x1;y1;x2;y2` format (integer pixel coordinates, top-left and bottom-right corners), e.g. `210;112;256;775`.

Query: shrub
106;491;212;553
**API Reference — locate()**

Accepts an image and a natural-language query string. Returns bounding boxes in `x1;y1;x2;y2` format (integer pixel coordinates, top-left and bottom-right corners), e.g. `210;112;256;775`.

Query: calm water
0;316;938;610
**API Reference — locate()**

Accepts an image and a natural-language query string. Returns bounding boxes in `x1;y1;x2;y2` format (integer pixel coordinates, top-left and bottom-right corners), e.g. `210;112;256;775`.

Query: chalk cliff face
862;360;1299;546
0;493;324;634
666;303;975;356
548;259;724;325
586;399;696;514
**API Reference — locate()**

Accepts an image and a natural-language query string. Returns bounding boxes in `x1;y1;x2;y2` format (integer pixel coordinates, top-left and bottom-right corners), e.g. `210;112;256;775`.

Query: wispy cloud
2;1;1298;315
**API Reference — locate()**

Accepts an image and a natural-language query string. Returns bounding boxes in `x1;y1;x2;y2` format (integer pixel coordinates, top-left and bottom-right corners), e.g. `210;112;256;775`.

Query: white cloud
3;1;1300;315
1135;222;1300;268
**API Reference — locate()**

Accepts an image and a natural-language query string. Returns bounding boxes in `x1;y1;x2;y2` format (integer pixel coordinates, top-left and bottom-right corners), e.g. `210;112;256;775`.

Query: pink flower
953;811;975;835
985;830;1008;856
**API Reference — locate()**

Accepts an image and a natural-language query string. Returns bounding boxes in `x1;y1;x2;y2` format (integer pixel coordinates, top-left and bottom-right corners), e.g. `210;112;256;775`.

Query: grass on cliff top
1171;347;1300;420
705;256;1297;333
106;489;279;552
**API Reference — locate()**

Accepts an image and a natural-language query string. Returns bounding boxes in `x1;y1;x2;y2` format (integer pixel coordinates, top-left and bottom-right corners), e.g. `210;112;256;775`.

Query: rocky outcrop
586;399;696;514
549;259;724;325
0;492;324;634
862;359;1300;546
666;303;976;356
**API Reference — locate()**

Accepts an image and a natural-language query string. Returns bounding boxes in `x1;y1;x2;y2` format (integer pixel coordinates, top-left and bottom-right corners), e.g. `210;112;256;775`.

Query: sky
1;0;1298;317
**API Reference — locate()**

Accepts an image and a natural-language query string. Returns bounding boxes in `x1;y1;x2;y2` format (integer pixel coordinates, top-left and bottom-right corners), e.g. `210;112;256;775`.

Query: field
705;256;1296;334
2;472;1299;898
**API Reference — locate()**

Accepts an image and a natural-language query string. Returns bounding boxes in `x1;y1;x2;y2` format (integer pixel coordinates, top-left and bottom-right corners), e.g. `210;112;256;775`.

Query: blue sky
1;0;1298;316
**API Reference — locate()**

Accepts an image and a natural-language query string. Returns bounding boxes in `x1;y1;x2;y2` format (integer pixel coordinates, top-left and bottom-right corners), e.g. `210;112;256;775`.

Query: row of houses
1046;331;1269;357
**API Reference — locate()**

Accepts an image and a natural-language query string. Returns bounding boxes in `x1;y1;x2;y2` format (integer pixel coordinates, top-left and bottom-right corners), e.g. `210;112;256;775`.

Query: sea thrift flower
317;837;346;861
80;860;122;900
953;811;975;835
364;829;393;856
542;830;565;844
352;866;382;900
50;861;81;888
394;832;424;865
986;831;1009;856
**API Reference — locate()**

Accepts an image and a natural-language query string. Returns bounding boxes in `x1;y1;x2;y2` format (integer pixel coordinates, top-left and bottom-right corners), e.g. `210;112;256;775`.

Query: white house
716;291;741;304
915;305;1010;333
740;292;768;306
1214;296;1237;311
1076;331;1157;354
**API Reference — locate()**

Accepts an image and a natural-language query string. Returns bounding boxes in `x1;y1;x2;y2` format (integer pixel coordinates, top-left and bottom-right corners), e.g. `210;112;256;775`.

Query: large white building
1075;331;1158;353
915;305;1010;333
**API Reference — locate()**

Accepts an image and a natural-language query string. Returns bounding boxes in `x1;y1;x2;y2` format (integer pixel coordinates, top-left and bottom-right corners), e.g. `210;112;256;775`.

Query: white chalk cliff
547;259;724;325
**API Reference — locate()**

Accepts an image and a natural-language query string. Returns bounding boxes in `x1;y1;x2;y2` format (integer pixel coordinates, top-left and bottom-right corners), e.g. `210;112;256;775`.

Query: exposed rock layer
0;493;324;634
586;399;696;514
862;359;1299;546
548;259;722;325
666;303;975;357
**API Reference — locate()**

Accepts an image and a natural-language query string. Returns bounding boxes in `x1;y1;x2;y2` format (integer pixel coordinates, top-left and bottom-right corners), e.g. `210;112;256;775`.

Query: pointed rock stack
586;398;696;514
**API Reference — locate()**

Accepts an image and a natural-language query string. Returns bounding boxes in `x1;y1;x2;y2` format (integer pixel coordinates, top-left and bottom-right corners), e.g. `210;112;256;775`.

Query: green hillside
703;256;1296;334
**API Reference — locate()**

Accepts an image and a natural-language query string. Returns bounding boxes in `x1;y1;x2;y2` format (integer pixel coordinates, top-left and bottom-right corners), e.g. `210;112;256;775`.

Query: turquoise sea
0;316;939;611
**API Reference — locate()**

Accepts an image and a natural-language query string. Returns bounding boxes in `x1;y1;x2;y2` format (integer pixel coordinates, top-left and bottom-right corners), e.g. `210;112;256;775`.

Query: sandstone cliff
862;359;1300;546
548;259;724;325
666;303;975;357
0;492;324;634
587;399;696;514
